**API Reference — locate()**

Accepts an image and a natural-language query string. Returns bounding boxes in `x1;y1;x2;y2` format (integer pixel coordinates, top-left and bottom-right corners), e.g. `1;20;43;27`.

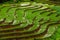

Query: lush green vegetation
0;0;60;5
0;0;60;40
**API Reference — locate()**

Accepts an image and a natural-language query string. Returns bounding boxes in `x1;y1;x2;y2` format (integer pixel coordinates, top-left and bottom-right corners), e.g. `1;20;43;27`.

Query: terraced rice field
0;2;60;40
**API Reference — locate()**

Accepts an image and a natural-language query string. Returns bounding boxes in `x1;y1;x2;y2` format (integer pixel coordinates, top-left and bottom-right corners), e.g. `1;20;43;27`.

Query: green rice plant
0;2;60;40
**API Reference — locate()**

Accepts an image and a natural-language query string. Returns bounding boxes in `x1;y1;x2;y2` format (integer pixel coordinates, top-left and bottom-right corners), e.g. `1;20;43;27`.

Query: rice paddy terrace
0;2;60;40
